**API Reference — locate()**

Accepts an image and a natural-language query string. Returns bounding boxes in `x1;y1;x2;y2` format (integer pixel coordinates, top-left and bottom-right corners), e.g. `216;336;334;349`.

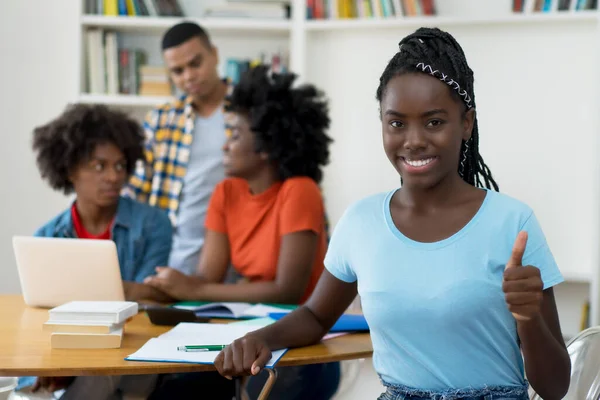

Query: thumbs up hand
503;231;544;322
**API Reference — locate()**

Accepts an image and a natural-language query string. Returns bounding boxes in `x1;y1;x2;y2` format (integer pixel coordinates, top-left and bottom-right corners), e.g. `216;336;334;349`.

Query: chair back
530;326;600;400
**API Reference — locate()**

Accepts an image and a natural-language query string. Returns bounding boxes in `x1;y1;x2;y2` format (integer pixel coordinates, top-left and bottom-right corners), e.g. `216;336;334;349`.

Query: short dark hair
225;65;332;184
32;104;144;194
161;21;211;50
376;27;499;191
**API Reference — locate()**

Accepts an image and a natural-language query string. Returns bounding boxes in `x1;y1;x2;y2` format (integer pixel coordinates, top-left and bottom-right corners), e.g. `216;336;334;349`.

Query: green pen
177;345;226;352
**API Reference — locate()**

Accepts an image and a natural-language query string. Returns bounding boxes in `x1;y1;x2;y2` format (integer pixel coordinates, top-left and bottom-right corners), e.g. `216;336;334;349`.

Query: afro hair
225;65;332;183
32;104;145;194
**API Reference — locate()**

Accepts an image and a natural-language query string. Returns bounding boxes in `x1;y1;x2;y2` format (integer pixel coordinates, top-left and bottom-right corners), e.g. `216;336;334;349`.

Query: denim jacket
34;196;173;283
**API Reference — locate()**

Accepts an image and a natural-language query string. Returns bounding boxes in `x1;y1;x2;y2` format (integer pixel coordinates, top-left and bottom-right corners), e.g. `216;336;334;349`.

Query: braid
376;27;499;191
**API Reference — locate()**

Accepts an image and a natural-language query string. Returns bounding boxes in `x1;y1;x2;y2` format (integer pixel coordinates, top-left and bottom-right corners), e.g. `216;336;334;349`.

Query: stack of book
44;301;138;349
139;66;172;96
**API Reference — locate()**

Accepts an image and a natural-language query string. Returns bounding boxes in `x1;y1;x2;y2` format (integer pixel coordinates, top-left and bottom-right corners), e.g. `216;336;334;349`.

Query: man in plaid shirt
123;21;232;275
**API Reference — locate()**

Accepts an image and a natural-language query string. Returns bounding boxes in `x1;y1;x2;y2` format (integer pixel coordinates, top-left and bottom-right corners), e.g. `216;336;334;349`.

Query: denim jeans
149;363;341;400
377;379;529;400
148;371;235;399
246;362;341;400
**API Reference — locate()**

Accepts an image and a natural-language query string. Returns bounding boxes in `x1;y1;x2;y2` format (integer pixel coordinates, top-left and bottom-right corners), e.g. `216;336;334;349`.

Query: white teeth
405;158;434;167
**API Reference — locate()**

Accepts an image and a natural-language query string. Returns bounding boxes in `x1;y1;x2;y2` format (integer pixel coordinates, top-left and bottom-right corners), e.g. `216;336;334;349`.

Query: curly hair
32;104;145;194
376;27;498;191
225;64;332;183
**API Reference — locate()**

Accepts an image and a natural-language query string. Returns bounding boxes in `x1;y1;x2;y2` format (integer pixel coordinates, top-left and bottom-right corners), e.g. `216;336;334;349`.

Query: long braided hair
376;27;499;191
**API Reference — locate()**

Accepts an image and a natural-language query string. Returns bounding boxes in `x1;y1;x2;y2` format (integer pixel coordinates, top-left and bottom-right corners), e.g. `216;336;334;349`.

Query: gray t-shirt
168;109;226;275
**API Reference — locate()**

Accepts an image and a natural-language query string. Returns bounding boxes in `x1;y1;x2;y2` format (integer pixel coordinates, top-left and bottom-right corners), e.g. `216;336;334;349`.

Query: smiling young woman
213;28;571;400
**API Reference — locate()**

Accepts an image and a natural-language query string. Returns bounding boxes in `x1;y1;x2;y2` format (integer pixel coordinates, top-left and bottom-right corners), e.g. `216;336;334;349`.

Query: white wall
0;0;78;293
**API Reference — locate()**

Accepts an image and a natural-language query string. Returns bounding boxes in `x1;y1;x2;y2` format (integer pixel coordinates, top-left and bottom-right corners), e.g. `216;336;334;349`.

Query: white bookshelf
75;0;600;337
81;15;292;32
304;11;599;30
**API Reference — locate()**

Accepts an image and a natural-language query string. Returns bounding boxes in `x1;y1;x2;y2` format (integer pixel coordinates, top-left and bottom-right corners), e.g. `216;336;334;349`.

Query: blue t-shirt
324;188;563;391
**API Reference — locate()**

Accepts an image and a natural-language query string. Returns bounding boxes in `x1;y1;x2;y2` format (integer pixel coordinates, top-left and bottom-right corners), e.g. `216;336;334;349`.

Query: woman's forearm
249;306;329;350
518;315;570;399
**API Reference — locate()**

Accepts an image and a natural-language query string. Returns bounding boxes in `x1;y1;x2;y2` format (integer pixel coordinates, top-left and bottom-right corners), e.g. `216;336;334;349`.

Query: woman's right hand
214;335;273;378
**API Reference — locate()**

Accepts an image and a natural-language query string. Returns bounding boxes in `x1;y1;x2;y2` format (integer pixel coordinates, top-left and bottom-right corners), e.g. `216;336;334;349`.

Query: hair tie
415;62;473;109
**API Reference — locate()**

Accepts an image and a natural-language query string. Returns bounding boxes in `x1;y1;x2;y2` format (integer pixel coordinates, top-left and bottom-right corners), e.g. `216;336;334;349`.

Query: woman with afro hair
21;104;174;398
31;104;173;299
143;65;341;400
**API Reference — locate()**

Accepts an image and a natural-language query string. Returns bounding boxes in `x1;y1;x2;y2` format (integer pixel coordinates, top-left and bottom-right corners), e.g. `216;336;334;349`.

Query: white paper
126;338;285;367
228;318;348;341
158;323;262;341
241;304;293;318
171;305;199;311
172;303;294;318
126;323;287;367
50;301;136;314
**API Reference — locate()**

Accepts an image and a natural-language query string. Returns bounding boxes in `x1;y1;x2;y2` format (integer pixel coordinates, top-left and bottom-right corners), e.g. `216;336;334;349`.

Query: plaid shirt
123;86;233;226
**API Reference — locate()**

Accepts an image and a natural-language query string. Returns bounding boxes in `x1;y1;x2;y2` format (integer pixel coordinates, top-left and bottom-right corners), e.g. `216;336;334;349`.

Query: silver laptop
12;236;125;308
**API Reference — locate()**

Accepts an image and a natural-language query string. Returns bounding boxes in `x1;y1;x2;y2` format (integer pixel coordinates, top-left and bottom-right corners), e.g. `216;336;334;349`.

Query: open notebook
125;323;287;368
172;301;296;319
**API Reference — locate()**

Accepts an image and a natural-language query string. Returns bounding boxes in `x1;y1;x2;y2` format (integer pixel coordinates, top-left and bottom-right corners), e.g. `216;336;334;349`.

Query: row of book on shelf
86;0;184;16
87;0;290;19
512;0;598;12
85;29;288;97
87;0;597;20
307;0;435;19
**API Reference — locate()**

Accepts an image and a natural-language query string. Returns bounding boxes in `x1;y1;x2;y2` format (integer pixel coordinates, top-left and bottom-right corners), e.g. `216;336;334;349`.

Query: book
268;312;369;333
43;321;124;334
172;302;295;319
125;322;287;367
50;327;124;349
48;301;138;324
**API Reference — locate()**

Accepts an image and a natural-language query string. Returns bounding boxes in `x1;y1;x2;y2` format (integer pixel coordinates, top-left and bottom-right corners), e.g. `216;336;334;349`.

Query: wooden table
0;295;373;377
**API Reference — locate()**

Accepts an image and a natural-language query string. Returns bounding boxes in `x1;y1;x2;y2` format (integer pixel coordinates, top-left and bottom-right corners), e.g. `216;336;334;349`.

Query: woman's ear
67;167;78;186
462;108;476;141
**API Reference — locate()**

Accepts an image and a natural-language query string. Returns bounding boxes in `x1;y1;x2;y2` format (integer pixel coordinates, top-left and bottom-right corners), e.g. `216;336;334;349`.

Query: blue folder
268;313;369;333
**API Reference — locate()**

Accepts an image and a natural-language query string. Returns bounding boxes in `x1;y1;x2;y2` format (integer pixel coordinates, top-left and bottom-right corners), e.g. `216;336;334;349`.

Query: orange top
205;176;327;303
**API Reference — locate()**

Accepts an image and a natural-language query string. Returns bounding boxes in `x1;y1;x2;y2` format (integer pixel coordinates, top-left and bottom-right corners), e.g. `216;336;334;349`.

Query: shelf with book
81;15;293;33
304;11;598;31
78;0;293;106
77;93;173;107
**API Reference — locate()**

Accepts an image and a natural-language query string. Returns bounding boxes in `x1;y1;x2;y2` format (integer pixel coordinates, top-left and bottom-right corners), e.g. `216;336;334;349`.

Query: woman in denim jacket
19;104;173;399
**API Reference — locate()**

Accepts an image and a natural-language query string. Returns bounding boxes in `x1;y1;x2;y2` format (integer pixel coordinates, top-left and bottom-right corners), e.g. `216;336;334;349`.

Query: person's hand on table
31;376;75;393
143;267;199;300
214;334;272;378
122;281;175;303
